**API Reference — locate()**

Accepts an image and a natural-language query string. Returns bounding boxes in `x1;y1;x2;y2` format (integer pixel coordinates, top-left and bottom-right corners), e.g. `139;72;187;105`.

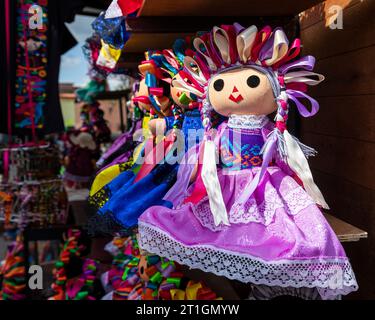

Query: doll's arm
189;162;199;183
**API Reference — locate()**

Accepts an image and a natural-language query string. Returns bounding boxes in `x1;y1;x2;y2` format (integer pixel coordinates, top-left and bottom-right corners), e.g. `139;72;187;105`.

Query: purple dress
138;114;358;300
96;119;142;172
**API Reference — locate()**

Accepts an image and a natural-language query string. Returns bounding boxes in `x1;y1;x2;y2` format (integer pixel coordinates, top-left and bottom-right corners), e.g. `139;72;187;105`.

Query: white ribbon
213;26;231;64
284;71;325;86
264;29;289;66
184;56;208;85
201;140;230;226
172;78;204;98
193;37;218;71
284;130;329;209
236;25;258;63
105;0;123;19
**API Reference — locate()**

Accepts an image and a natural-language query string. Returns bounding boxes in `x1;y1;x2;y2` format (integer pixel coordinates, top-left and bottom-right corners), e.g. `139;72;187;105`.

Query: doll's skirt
95;162;177;231
138;166;358;300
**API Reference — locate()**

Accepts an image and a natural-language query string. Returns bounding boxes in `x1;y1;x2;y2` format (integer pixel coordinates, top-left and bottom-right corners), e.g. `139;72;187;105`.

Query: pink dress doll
138;24;358;300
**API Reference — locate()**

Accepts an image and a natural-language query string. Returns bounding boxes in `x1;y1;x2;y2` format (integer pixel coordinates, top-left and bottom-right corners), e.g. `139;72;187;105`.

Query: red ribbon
133;96;151;104
251;26;272;62
149;87;164;97
118;0;143;16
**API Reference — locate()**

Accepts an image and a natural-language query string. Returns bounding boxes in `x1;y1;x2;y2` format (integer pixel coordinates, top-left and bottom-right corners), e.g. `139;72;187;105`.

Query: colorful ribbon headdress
133;52;170;118
178;24;328;226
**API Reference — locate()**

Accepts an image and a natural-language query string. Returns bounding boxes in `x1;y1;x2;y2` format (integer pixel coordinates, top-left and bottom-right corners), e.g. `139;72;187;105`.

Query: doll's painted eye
247;75;260;88
213;79;224;91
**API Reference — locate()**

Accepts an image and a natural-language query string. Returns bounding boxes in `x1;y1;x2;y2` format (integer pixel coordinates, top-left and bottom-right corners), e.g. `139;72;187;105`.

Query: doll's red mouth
228;86;243;103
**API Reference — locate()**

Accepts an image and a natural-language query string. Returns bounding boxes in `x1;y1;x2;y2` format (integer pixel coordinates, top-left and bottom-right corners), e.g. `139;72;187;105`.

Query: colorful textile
15;0;48;130
0;241;26;300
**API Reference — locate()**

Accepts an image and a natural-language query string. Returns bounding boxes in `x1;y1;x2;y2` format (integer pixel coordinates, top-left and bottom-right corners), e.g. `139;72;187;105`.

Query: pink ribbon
274;38;301;69
148;87;164;96
251;26;272;62
221;24;238;64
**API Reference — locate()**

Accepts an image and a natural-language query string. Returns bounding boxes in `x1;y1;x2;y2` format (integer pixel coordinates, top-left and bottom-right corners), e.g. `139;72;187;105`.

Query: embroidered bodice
182;109;204;151
220;114;269;170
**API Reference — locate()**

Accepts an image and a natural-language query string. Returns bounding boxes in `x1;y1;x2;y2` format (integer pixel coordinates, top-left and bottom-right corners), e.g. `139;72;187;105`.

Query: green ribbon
150;271;162;284
179;93;192;105
74;291;88;300
122;267;130;281
167;277;181;287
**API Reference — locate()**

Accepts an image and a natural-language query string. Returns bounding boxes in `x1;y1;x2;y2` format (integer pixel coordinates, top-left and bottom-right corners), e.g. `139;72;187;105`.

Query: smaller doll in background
64;130;98;189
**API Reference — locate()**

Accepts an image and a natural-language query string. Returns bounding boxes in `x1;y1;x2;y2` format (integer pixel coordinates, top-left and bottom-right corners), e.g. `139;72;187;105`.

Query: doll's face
138;256;149;282
170;73;194;108
208;68;277;117
136;79;151;112
136;79;172;116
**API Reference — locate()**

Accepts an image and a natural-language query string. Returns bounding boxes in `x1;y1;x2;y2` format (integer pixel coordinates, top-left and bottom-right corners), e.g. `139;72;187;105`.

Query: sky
59;15;95;87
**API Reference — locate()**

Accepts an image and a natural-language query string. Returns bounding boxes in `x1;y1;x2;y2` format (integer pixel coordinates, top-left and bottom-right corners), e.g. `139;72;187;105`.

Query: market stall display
0;145;67;228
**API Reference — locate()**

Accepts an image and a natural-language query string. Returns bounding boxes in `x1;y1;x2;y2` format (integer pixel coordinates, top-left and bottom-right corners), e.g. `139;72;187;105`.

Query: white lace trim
138;222;358;300
228;114;269;129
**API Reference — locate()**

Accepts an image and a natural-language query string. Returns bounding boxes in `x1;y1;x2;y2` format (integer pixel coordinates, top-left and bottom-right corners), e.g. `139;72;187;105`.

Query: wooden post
118;98;125;134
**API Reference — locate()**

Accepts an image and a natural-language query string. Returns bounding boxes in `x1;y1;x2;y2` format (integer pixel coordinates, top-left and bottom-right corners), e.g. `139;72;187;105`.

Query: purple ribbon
286;89;320;118
233;22;245;35
208;31;225;67
258;27;289;62
279;55;316;75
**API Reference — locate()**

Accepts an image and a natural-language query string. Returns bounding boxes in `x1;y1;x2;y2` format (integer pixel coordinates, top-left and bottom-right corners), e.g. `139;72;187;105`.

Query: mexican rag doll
89;42;205;235
88;75;154;210
138;24;358;300
92;83;144;184
87;54;177;233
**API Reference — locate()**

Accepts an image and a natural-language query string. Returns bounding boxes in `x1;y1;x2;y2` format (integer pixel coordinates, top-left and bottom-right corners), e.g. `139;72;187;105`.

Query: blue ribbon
145;72;162;114
172;39;186;65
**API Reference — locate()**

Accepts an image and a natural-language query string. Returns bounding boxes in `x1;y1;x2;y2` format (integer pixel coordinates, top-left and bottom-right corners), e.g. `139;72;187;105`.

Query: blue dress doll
89;42;205;234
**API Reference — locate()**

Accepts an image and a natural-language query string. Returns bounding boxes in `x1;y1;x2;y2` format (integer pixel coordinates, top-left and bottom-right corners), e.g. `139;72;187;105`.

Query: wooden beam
126;16;295;34
139;0;324;17
118;52;145;63
117;61;140;70
121;16;299;55
82;0;111;11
